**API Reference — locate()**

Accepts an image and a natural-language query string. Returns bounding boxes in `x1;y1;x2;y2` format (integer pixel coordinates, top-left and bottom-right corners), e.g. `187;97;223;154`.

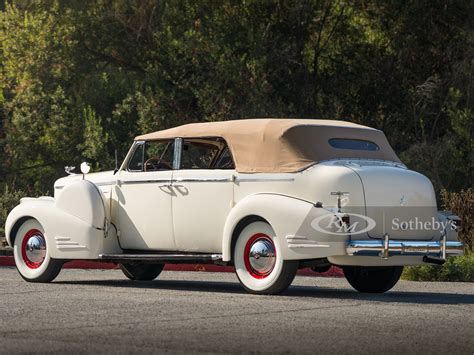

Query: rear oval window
328;138;380;151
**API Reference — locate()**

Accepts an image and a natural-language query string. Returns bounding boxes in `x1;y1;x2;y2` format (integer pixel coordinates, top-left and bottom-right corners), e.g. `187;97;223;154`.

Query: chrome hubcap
25;235;46;263
23;233;46;265
248;238;276;276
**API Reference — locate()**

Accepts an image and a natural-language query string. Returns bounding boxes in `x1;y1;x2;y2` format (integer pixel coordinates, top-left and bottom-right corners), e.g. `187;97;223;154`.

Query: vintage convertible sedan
5;119;464;294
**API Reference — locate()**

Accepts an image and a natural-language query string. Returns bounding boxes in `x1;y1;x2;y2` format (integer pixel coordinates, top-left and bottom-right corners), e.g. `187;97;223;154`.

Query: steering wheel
144;157;171;171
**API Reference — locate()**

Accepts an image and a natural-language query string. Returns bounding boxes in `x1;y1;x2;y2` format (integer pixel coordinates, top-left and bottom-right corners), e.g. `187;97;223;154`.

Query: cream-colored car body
5;146;462;267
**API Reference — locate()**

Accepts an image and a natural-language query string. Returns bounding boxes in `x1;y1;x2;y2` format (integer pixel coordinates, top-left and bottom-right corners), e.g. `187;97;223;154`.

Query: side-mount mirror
80;162;91;179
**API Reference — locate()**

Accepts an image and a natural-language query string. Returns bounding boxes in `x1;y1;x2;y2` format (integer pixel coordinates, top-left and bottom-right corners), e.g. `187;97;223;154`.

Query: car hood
54;170;116;191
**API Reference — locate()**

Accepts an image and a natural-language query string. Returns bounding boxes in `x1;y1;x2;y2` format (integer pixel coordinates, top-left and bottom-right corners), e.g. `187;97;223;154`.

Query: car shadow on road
288;284;474;305
55;278;474;305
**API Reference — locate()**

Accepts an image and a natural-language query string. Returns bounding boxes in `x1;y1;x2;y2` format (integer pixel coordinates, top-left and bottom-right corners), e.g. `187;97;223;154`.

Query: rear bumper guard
346;234;464;260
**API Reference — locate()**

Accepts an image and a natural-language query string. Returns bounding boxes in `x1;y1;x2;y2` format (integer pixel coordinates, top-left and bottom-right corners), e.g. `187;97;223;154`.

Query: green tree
0;0;472;194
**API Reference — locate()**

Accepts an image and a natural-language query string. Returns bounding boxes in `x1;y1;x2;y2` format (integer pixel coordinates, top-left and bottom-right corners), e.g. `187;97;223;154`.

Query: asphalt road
0;268;473;354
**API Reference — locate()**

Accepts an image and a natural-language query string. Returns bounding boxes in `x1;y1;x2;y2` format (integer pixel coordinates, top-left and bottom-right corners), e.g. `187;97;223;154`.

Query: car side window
128;142;145;171
180;138;235;170
214;147;235;169
181;141;219;169
128;140;174;172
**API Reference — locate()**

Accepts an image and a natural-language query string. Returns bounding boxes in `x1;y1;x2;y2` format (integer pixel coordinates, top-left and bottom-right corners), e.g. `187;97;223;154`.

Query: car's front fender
5;194;120;260
222;193;347;262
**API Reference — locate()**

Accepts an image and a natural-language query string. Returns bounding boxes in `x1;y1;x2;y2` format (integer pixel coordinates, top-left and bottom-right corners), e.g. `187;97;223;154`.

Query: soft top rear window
328;138;380;151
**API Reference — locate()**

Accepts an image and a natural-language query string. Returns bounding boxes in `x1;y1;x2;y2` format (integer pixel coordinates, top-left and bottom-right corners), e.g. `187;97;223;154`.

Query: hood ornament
80;162;91;180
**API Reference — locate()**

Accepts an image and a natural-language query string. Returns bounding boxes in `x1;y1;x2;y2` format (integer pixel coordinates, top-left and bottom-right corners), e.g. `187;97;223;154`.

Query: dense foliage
0;0;472;193
441;188;473;250
0;185;25;240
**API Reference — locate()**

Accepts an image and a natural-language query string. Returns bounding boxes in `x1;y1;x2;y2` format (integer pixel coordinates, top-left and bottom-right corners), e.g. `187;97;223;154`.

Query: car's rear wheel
119;262;164;281
13;219;63;282
233;221;298;295
343;266;403;293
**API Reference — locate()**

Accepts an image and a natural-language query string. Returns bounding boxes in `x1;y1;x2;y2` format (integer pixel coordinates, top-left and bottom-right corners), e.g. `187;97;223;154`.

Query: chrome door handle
159;183;171;188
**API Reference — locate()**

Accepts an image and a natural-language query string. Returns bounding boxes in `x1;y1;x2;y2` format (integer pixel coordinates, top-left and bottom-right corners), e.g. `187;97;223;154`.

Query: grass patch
402;253;474;282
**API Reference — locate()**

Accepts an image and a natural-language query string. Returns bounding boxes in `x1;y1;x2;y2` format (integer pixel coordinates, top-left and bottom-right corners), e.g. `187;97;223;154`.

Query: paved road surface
0;268;473;354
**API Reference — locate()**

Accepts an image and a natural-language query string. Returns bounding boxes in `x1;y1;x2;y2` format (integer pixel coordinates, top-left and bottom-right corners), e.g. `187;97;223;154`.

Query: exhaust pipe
422;256;445;265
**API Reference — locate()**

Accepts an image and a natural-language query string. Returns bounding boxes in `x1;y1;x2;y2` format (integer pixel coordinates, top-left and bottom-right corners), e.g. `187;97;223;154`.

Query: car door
171;138;235;253
113;139;177;250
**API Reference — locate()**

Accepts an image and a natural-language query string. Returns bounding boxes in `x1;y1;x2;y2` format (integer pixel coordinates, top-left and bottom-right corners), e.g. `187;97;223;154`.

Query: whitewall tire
233;221;298;294
13;219;63;282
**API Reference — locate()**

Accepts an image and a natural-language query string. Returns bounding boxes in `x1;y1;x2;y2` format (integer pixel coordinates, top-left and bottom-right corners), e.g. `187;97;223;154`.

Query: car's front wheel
119;262;165;281
233;221;298;294
343;266;403;293
13;219;63;282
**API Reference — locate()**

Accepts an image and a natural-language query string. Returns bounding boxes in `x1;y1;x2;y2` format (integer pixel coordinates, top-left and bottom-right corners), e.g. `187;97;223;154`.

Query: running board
99;253;223;264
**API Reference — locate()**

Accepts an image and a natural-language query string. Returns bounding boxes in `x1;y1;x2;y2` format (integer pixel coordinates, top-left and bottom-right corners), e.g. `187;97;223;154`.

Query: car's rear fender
222;193;347;262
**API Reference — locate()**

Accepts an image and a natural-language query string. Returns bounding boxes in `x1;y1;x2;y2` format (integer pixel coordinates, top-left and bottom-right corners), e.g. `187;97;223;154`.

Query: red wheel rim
21;229;46;269
243;233;276;279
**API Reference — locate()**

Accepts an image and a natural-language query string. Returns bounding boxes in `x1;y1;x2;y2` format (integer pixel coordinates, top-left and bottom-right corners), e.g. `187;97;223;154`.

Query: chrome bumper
347;234;464;260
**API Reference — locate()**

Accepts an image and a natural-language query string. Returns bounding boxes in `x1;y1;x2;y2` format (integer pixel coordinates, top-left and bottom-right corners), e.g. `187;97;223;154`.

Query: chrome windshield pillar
173;137;182;170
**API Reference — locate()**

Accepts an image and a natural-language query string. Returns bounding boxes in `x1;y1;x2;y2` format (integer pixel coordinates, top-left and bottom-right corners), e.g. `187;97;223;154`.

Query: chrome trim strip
99;253;222;261
321;158;407;169
56;176;295;187
56;245;87;250
288;244;331;248
235;177;295;182
56;241;80;245
173;177;232;183
285;235;330;248
346;240;464;258
119;179;171;185
54;237;70;241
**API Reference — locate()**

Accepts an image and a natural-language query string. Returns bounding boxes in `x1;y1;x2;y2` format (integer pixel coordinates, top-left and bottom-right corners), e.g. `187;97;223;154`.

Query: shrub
402;253;474;282
440;188;474;251
403;189;473;282
0;187;27;246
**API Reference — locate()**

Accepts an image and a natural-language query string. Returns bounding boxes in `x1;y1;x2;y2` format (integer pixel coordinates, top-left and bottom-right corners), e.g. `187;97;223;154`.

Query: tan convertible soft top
135;119;401;173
